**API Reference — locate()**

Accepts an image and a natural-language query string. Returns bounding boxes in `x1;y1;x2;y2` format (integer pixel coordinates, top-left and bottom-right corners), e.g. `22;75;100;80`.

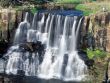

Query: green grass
75;4;97;16
75;2;110;16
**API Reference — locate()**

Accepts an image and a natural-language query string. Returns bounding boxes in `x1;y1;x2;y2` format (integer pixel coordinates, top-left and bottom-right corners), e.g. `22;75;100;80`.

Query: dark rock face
78;50;94;68
61;54;68;76
78;50;89;61
0;40;9;57
85;59;94;69
19;41;45;53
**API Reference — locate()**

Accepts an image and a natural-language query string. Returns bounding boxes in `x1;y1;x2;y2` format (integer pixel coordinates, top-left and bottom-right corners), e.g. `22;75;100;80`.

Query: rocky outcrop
82;12;110;52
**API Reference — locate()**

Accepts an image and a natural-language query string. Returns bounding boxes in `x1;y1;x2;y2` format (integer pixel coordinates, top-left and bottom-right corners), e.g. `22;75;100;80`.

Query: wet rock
19;41;45;64
85;59;94;69
78;50;94;68
61;54;68;76
19;41;44;53
19;42;34;52
78;50;89;61
0;40;9;55
17;70;25;76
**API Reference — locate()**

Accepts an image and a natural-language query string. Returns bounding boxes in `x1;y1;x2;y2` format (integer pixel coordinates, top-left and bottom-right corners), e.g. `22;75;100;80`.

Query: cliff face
83;12;110;52
0;9;110;53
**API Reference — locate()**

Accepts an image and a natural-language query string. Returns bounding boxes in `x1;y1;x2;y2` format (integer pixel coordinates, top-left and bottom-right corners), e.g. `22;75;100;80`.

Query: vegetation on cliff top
76;1;110;16
0;0;110;16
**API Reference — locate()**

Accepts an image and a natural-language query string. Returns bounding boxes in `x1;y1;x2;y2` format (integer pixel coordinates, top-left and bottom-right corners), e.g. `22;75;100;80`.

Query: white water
5;12;88;81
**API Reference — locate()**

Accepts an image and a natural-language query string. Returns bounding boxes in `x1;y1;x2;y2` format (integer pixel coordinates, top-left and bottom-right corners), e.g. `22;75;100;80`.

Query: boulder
78;50;89;61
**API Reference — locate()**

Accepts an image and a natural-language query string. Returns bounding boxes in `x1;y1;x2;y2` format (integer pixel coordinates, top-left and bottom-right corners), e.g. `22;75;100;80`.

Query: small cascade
4;10;88;81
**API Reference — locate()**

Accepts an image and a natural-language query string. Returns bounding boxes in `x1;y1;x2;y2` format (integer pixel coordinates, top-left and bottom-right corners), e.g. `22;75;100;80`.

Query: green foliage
86;49;106;59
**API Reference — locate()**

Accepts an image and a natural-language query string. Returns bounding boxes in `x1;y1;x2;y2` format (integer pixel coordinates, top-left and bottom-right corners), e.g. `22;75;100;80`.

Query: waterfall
4;11;88;81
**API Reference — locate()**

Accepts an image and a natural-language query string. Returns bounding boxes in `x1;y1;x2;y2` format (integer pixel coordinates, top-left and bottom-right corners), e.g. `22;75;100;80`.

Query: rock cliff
83;12;110;52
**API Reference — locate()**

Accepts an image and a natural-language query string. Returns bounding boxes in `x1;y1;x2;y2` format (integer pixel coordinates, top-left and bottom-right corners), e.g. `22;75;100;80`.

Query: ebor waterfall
4;11;88;81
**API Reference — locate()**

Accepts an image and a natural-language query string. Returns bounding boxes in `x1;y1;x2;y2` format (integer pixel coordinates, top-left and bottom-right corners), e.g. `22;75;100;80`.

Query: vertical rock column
106;27;110;52
0;9;23;43
0;9;8;41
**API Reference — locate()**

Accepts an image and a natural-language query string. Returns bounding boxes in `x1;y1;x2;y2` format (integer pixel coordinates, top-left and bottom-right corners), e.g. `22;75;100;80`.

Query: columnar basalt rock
0;9;27;55
83;12;110;52
0;9;23;43
106;27;110;52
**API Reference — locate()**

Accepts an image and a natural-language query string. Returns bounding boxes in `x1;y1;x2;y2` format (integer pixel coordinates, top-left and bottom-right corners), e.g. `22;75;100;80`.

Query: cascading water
4;10;88;82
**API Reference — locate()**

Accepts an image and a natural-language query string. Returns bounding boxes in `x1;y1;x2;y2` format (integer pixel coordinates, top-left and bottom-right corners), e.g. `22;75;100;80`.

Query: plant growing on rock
86;48;106;59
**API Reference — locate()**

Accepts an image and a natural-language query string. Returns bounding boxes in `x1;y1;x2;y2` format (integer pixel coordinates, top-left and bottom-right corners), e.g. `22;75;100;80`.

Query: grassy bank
76;1;110;16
